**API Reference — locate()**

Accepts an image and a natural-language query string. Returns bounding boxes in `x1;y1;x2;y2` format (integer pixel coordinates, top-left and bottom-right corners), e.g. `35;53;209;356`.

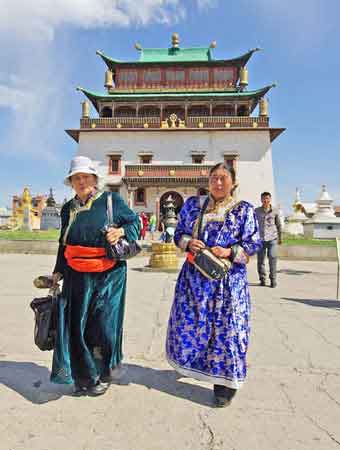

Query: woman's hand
52;272;62;287
188;239;205;254
106;227;124;245
211;246;232;259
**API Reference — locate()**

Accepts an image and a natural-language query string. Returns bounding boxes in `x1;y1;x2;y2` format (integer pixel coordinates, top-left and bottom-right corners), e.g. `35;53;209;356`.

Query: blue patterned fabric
166;196;262;389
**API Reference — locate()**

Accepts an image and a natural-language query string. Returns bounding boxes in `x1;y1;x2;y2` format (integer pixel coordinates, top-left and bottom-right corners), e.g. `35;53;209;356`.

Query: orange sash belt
65;245;116;272
186;252;195;264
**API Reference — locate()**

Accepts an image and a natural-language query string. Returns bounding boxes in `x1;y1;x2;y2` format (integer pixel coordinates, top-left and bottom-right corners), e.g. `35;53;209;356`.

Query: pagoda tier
96;46;261;90
77;85;274;115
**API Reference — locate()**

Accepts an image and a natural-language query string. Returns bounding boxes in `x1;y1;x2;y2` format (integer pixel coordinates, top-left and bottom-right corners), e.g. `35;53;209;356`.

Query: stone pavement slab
0;254;340;450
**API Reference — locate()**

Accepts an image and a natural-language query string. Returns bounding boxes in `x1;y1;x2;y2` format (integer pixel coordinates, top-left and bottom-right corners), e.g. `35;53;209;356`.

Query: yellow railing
80;115;269;129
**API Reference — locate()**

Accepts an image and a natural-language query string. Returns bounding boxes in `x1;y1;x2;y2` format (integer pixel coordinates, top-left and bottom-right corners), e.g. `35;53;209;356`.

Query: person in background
140;212;149;240
51;156;140;396
149;212;157;241
255;192;282;288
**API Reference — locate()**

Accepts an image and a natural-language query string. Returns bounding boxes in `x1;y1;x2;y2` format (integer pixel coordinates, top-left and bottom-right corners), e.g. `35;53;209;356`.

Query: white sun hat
64;156;100;186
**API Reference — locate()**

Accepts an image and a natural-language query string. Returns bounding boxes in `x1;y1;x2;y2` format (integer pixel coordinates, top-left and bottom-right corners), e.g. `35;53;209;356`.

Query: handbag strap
106;193;119;228
197;196;210;241
196;196;241;242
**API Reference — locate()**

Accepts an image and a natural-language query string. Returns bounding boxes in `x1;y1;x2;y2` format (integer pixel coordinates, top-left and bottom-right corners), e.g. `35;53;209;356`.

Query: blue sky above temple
0;0;339;212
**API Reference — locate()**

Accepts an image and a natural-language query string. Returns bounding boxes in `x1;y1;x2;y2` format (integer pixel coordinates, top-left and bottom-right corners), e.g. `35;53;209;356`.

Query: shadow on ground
0;361;214;407
283;297;340;310
278;269;313;276
0;361;72;404
120;363;213;407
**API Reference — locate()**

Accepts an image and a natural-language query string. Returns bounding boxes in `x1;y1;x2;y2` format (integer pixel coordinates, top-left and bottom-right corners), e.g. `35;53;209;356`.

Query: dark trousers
257;239;277;282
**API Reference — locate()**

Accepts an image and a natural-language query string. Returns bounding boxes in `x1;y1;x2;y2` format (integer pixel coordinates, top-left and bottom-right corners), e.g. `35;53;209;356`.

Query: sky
0;0;339;213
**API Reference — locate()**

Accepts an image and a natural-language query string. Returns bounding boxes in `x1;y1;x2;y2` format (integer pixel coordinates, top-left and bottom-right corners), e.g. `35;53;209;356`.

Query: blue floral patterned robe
166;196;262;389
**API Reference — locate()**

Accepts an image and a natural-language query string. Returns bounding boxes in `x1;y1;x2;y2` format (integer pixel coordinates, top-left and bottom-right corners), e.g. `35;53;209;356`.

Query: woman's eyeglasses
210;175;230;183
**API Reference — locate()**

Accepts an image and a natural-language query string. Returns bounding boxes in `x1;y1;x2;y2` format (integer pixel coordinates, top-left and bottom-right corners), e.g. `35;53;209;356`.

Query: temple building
66;33;285;221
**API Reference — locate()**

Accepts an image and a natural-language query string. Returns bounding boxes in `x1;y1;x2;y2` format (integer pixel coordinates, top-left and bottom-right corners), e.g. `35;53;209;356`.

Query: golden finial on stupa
172;32;180;48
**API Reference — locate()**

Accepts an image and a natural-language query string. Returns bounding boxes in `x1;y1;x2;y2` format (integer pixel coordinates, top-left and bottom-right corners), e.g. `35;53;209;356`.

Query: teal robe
51;191;140;387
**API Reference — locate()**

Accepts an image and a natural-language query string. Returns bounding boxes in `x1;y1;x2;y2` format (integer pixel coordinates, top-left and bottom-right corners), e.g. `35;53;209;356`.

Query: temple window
192;155;205;164
101;106;112;118
144;70;161;82
139;106;159;117
223;153;238;171
139;155;152;164
214;68;234;82
212;105;233;116
166;70;185;82
118;71;137;84
115;106;136;117
135;188;146;205
238;105;248;116
188;105;209;116
109;156;121;174
189;69;209;82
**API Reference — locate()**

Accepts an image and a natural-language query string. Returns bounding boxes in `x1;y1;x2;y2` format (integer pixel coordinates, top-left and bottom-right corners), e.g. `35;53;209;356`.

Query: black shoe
270;281;277;288
260;280;266;286
72;385;88;397
213;385;237;407
87;381;109;397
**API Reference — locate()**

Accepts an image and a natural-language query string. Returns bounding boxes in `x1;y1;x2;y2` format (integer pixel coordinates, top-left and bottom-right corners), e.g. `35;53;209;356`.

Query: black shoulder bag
30;286;59;351
190;197;232;281
105;193;142;260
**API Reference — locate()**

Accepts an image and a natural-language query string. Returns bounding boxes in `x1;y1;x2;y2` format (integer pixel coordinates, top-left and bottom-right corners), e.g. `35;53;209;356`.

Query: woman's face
209;167;234;201
70;173;97;200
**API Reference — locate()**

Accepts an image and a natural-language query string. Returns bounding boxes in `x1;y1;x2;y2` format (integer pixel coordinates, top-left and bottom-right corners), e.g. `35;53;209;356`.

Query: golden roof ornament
210;40;217;49
172;32;179;48
134;42;142;51
104;70;113;89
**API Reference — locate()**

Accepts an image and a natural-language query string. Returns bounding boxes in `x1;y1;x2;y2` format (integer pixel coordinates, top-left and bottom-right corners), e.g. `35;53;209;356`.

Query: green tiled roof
139;47;212;62
96;48;260;68
77;85;275;111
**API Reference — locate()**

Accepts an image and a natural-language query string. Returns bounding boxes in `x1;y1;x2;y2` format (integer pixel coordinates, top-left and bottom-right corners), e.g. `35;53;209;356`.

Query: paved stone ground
0;254;340;450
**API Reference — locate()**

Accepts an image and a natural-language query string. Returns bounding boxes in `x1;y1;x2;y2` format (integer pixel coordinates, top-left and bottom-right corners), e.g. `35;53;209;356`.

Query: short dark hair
261;192;272;198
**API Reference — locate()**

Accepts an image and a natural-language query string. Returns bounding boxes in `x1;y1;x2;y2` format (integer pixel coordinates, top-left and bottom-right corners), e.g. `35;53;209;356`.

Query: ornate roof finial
134;42;142;51
172;32;179;48
210;40;217;49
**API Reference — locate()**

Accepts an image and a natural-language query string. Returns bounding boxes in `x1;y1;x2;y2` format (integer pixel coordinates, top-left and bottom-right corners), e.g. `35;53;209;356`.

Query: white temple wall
78;129;276;207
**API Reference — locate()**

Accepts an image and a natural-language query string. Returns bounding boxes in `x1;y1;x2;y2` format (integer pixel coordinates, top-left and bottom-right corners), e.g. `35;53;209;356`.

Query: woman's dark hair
209;162;238;195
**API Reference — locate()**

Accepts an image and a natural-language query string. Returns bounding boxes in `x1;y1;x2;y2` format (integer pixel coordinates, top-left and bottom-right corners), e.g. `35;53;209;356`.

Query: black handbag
190;197;234;281
30;287;58;351
105;193;142;260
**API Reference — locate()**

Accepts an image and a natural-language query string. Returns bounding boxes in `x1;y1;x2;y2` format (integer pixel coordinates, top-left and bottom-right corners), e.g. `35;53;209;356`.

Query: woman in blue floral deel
166;162;262;406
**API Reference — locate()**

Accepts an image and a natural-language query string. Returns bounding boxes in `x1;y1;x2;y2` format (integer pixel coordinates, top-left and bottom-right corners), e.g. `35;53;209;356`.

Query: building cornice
66;126;285;143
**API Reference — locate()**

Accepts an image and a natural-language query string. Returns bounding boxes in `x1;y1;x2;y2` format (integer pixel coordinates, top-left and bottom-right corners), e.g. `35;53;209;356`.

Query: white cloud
0;0;186;41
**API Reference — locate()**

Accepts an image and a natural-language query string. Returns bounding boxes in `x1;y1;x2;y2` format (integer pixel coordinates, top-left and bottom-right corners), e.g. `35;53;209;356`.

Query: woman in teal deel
50;156;140;396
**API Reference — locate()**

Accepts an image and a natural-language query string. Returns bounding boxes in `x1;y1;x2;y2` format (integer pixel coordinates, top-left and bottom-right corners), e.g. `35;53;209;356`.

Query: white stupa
304;185;340;239
284;188;307;235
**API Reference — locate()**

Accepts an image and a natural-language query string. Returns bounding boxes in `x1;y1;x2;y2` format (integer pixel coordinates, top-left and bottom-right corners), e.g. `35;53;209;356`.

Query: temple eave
122;177;209;186
269;128;286;142
66;127;284;143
